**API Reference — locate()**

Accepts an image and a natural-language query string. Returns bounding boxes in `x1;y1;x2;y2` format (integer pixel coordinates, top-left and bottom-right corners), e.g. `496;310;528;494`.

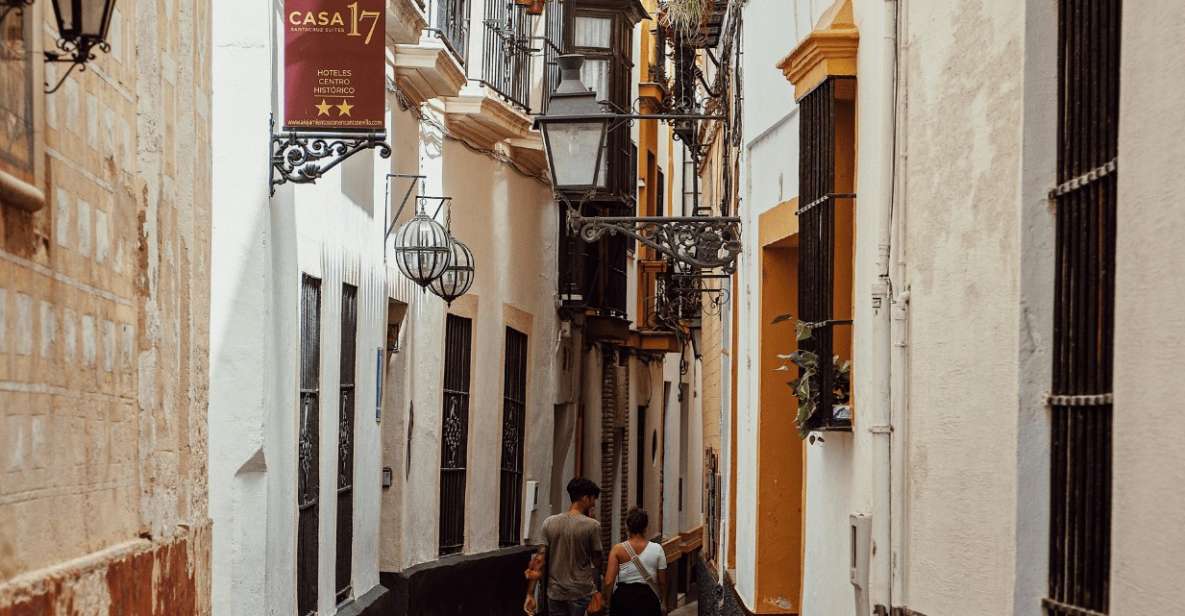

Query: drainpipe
870;0;900;614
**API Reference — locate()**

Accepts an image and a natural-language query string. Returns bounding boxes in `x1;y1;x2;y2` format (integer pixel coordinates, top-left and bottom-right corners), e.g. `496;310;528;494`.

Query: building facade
692;0;1185;615
0;0;213;613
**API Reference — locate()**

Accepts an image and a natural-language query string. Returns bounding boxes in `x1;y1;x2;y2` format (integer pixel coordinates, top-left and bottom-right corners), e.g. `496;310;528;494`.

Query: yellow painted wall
754;202;804;614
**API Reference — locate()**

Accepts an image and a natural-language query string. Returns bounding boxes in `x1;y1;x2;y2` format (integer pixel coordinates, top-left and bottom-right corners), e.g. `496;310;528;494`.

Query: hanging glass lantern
429;238;475;305
393;211;453;288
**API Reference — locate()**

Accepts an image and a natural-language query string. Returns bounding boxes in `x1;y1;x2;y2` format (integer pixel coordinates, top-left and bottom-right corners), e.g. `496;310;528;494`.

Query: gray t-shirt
541;512;603;600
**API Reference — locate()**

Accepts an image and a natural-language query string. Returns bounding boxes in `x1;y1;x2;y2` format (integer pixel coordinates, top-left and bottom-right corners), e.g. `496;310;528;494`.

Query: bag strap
622;541;662;602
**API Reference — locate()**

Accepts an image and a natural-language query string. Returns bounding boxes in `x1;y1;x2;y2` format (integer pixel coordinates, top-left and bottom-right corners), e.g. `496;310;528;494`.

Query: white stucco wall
895;0;1025;613
730;0;816;608
1111;3;1185;613
379;102;561;570
211;2;419;613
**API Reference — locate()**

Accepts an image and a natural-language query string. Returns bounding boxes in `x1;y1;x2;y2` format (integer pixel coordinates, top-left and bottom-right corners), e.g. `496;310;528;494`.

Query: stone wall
0;0;212;612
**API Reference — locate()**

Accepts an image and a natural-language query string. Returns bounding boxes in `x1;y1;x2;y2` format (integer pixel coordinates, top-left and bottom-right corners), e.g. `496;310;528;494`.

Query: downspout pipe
871;0;900;614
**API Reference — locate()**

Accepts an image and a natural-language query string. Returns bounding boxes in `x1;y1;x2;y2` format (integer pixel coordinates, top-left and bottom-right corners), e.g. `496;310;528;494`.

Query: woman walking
602;508;667;616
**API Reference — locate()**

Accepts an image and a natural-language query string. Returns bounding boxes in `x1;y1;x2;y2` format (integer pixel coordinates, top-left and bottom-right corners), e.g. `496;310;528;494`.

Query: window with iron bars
440;315;473;556
480;0;533;111
1044;1;1120;615
297;276;322;616
704;449;721;566
335;284;358;603
499;328;529;547
428;0;470;65
796;76;855;433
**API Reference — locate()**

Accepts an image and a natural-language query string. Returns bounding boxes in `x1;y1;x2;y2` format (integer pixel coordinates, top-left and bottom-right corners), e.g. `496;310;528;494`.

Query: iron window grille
297;276;322;616
538;0;564;113
796;77;855;433
649;21;668;86
498;328;529;547
440;314;473;556
705;449;720;565
1044;1;1120;615
429;0;470;65
480;0;533;111
335;284;358;603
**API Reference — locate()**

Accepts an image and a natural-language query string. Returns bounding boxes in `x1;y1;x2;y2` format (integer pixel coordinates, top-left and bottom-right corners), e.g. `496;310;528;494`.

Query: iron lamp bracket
269;116;391;196
567;209;742;274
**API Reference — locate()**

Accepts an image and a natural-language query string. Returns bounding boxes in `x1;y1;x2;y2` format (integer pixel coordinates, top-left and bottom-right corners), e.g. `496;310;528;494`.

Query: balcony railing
479;0;533;110
538;0;564;113
428;0;470;65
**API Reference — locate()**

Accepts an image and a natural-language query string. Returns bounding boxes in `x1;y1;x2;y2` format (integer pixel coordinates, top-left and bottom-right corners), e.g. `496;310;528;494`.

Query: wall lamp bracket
269;115;391;196
563;198;742;274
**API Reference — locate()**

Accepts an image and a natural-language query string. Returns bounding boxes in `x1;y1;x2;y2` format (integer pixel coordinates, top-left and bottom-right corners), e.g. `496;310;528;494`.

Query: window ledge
0;169;46;212
387;0;429;46
393;42;467;106
442;89;532;151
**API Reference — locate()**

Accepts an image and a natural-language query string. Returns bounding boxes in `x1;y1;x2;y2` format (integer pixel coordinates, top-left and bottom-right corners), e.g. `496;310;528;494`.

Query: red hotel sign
284;0;385;131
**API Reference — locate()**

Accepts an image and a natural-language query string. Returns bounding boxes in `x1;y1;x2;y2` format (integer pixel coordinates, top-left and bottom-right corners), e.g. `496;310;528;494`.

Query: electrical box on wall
850;513;872;615
523;480;540;541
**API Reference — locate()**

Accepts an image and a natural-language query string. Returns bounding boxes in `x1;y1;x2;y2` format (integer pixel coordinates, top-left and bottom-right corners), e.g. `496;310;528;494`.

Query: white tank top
617;541;668;585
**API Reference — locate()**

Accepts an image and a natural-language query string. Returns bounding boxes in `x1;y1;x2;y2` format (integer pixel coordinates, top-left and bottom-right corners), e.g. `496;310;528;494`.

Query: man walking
525;478;604;615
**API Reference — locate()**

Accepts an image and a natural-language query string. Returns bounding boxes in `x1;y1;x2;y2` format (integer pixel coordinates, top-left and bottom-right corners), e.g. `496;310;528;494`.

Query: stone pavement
670;602;699;616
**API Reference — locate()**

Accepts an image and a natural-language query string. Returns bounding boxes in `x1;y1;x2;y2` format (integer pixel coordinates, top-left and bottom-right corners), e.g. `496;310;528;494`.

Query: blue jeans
548;594;592;616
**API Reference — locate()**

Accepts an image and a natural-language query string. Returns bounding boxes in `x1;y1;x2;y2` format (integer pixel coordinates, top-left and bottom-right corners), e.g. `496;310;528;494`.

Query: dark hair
567;478;601;502
626;508;649;535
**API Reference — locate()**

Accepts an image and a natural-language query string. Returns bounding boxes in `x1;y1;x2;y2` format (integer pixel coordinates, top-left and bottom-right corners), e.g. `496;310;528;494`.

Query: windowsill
0;169;45;212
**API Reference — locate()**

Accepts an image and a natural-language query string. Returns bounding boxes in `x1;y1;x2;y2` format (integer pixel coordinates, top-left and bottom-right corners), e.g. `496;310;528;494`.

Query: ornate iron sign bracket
269;116;392;196
568;210;742;273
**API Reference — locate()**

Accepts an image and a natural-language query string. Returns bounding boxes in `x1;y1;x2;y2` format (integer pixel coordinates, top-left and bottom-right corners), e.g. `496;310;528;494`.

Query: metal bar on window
335;284;358;602
1046;1;1119;613
499;328;529;546
440;315;473;555
297;276;322;616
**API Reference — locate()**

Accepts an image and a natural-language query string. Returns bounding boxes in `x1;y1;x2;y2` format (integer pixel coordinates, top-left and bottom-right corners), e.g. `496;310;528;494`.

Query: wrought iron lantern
534;55;612;194
393;206;453;289
429;238;475;306
536;54;743;274
44;0;117;93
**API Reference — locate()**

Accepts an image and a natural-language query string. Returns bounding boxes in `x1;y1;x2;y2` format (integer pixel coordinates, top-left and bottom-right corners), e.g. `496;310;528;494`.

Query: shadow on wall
380;546;536;616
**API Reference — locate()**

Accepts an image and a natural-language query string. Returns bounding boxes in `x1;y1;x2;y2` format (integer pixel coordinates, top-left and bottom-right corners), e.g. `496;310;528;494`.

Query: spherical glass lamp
429;238;475;305
393;213;453;288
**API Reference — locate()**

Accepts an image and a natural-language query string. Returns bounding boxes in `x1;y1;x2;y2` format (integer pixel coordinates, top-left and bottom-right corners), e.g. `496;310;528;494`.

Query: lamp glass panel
544;120;607;190
55;0;76;33
82;0;114;37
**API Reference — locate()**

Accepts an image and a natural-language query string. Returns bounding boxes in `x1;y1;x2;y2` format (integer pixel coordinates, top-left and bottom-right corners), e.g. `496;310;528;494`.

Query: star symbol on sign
315;100;333;116
336;100;354;116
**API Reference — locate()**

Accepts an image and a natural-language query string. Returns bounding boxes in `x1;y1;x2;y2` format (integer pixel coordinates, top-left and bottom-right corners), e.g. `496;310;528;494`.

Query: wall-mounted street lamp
383;174;477;304
392;201;454;289
44;0;118;93
429;237;475;306
534;54;743;274
535;55;611;193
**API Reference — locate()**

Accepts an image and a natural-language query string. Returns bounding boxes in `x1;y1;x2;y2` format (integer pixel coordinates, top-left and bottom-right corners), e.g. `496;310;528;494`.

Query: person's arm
524;544;547;615
601;545;621;599
656;547;669;614
657;569;669;613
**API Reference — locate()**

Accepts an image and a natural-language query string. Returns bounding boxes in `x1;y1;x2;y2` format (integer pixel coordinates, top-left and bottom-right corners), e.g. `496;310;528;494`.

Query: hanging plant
773;315;853;440
662;0;710;40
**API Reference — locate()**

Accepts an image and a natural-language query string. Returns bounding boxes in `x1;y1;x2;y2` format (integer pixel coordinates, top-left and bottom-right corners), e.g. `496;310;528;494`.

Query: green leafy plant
773;314;853;439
